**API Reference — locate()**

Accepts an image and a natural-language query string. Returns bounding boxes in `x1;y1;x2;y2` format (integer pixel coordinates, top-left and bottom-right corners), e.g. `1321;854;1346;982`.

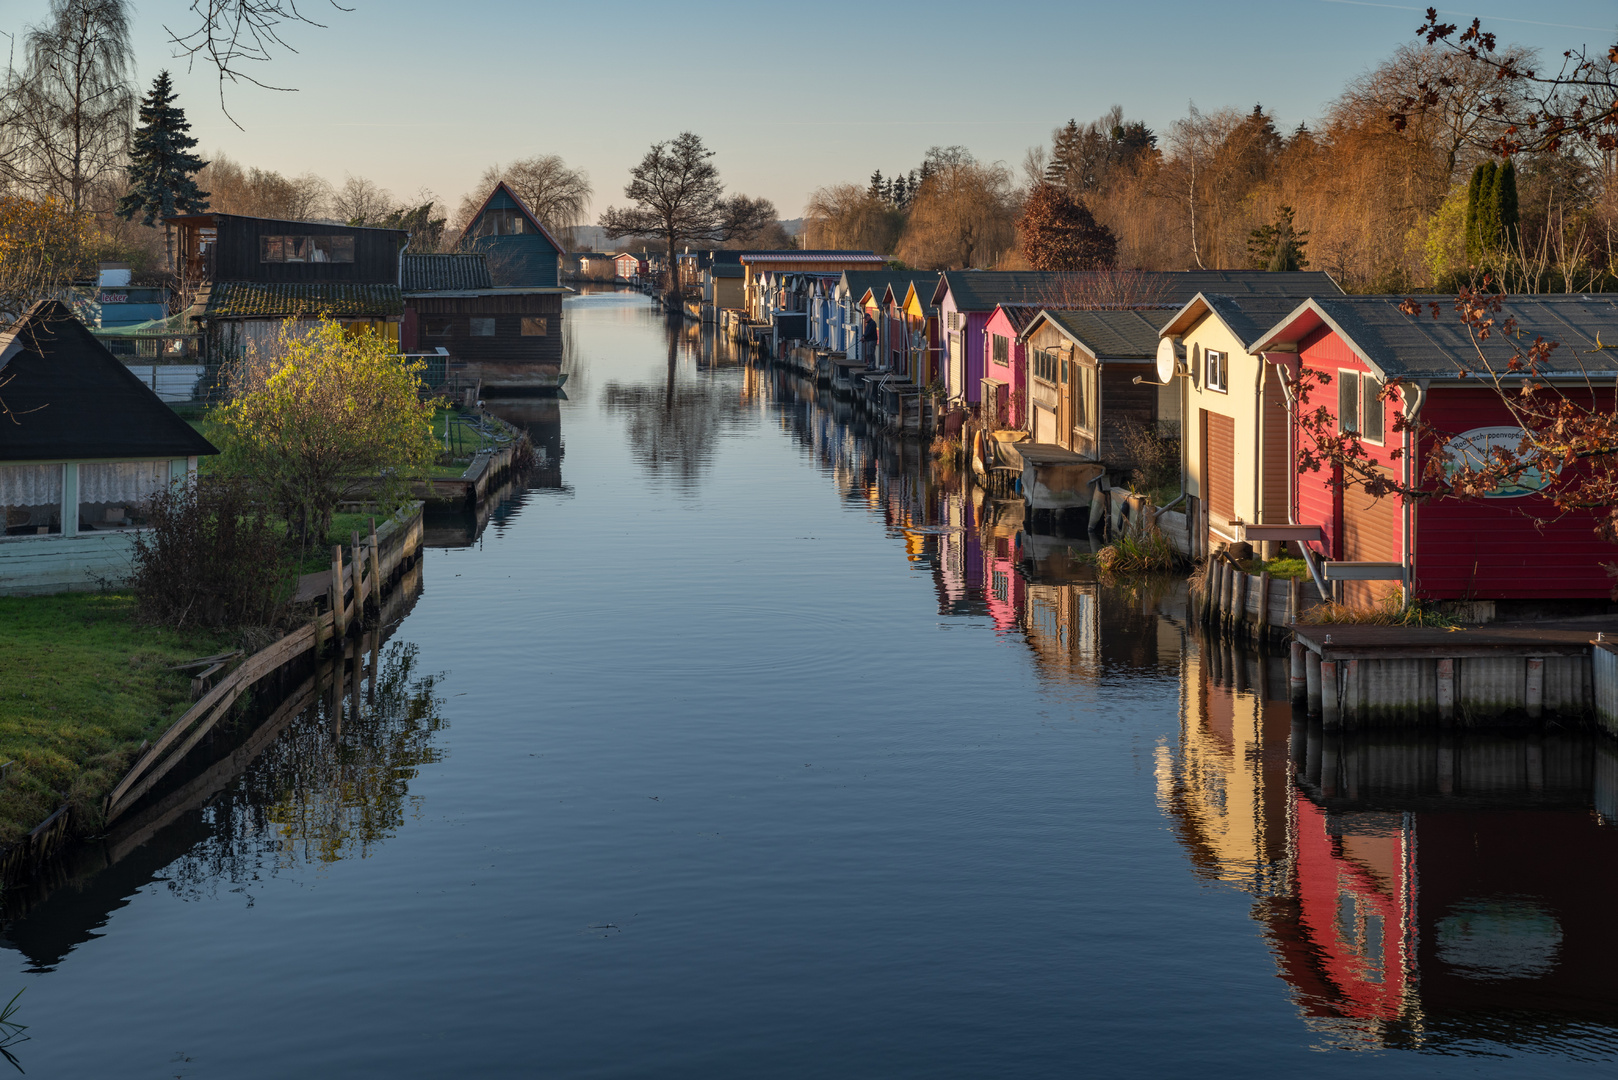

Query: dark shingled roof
1165;293;1331;347
935;269;1341;312
710;264;745;278
204;281;405;319
838;269;940;305
0;301;218;462
402;253;493;293
1037;308;1176;358
1252;294;1618;380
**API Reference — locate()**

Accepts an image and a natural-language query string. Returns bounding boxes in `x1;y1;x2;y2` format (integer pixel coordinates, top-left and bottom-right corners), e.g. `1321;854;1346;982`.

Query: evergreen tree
1464;160;1495;263
116;70;208;227
869;170;885;201
891;173;909;208
1247;206;1308;271
1493;158;1519;250
1046;119;1082;188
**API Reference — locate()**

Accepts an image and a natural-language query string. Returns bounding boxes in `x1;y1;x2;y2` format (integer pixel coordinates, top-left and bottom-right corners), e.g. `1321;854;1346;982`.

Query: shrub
129;478;290;630
1113;419;1181;496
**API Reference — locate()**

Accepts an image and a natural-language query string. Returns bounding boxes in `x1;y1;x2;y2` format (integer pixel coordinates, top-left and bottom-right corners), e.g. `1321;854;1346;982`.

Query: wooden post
1320;659;1341;729
370;538;383;615
1437;657;1455;724
331;545;346;640
1306;649;1323;714
1232;570;1249;635
1525;656;1544;719
351;531;366;618
1257;571;1272;638
1289;641;1308;706
1288;576;1300;626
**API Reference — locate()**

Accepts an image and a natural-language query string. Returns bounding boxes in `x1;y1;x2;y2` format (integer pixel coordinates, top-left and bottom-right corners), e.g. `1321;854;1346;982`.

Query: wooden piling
1290;641;1308;706
1257;571;1271;637
1232;570;1249;635
1437;657;1455;723
1287;576;1300;626
331;545;347;639
1320;659;1341;729
1306;650;1323;714
1525;656;1545;719
369;538;383;618
351;531;367;617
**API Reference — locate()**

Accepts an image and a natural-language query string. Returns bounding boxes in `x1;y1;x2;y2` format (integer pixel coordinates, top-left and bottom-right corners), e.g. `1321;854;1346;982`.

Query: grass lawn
0;593;235;845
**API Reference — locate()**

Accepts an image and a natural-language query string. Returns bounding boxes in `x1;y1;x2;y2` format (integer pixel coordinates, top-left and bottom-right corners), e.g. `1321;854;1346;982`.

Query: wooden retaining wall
0;503;424;888
1192;558;1316;645
1594;641;1618;737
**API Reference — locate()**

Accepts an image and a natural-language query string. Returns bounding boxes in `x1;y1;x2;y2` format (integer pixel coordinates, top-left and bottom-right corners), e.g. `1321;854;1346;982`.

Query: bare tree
458;156;591;249
196;151;329;219
717;193;789;249
599;132;724;301
7;0;134;211
802;183;901;253
165;1;353;125
331;174;395;225
896;148;1017;269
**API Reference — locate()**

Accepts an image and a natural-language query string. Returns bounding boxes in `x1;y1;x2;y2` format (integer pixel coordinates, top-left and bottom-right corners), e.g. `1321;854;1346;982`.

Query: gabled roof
467;181;567;253
987;303;1041;336
401;253;493;293
1158;292;1328;348
934;269;1342;312
1026;308;1176;359
1248;294;1618;381
881;271;943;308
0;300;218;462
709;264;745;279
204;282;405;319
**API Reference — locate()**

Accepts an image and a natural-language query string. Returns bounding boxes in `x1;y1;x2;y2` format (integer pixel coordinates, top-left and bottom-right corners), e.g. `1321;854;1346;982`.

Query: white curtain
0;463;63;506
78;461;170;504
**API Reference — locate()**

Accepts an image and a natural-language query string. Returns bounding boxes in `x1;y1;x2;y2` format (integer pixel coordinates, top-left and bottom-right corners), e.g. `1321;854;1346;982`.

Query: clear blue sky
65;1;1618;219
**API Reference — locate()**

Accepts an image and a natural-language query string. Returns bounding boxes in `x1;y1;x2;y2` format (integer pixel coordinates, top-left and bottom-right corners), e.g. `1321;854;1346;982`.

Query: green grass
1245;556;1311;580
0;593;235;845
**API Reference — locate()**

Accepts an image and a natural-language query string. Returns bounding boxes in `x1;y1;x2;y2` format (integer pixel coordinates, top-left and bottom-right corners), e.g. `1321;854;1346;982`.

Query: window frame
1205;349;1228;394
991;333;1010;367
520;317;548;337
1360;373;1385;445
469;317;496;337
1338;369;1360;434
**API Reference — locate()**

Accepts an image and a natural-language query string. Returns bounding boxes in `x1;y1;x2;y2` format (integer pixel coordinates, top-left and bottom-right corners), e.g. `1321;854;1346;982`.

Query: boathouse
0;301;217;595
400;252;565;392
1248;294;1618;611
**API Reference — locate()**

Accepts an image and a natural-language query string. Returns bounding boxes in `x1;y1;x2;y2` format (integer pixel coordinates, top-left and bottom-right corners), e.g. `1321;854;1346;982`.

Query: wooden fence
101;502;422;825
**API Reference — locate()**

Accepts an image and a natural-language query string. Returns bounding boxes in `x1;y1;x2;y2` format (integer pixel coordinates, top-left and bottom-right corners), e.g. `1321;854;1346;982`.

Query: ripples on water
2;290;1616;1077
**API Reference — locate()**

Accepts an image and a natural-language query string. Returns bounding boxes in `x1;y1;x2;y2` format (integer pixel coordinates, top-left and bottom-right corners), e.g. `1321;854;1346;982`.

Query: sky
15;0;1618;222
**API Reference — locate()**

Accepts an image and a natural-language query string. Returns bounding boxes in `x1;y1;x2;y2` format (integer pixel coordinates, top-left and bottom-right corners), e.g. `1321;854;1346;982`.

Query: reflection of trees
601;322;748;484
160;641;446;896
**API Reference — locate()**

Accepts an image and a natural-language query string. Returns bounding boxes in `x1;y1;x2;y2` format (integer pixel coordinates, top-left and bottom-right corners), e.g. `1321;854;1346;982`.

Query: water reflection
1160;632;1618;1054
0;568;442;972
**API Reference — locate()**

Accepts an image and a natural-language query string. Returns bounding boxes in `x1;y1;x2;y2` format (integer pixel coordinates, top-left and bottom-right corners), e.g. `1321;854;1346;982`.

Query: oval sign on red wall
1440;426;1552;497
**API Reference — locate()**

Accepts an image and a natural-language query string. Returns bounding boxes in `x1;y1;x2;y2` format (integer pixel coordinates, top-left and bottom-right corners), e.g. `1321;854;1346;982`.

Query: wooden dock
1289;619;1618;730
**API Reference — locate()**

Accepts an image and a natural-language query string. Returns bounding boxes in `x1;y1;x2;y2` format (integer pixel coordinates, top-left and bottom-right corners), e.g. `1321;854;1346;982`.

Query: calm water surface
5;291;1618;1077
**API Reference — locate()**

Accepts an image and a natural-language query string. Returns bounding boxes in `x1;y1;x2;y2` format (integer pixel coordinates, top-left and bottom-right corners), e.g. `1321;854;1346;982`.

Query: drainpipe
1401;380;1428;606
1255;356;1267;537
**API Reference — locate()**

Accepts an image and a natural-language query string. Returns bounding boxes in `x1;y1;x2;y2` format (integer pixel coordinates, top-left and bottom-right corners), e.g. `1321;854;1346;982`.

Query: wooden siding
1202;410;1236;523
405;293;562;365
1415;387;1614;599
0;532;137;595
185;216;404;284
1097;363;1156;466
467;188;563;288
1261;374;1289;524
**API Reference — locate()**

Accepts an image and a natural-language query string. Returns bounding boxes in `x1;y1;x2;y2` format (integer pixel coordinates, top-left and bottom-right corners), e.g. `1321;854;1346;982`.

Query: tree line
801;37;1617;292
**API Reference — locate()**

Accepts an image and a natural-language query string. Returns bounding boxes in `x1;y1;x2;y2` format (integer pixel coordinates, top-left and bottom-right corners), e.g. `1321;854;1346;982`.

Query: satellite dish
1156;337;1180;384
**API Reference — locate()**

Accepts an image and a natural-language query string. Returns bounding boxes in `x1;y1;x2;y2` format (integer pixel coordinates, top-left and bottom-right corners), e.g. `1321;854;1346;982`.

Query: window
77;461;168;532
1033;348;1059;383
1073;367;1094;432
1205;350;1228;393
1362;376;1385;444
423;319;452;337
476;209;526;236
521;317;548;336
470;318;496;337
991;334;1010;366
1338;370;1360;433
260;234;354;263
0;463;62;537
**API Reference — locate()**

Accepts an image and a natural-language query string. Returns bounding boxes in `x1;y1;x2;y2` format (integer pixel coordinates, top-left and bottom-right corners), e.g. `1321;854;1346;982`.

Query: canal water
4;290;1617;1076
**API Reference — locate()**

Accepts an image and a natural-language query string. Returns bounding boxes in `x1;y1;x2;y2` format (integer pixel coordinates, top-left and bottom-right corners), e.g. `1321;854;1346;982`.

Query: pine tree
116;71;208;229
869;170;885;201
1047;119;1082;189
1247;206;1309;271
1493;158;1519;251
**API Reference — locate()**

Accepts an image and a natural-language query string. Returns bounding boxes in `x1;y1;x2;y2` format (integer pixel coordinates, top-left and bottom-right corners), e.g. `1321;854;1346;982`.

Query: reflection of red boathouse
1162;636;1618;1047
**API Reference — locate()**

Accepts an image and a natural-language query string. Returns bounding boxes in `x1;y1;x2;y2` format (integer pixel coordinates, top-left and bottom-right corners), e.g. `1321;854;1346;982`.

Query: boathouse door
1200;409;1236;535
948;332;964;402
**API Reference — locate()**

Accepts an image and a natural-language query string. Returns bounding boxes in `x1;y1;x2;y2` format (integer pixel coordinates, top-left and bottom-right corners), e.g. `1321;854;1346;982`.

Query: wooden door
1201;409;1236;525
1057;350;1073;451
949;332;964;401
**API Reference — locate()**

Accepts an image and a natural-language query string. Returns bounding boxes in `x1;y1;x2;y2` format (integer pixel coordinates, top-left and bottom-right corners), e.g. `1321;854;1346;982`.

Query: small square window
470;318;496;337
1362;376;1385;443
521;317;548;336
1205;350;1228;393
